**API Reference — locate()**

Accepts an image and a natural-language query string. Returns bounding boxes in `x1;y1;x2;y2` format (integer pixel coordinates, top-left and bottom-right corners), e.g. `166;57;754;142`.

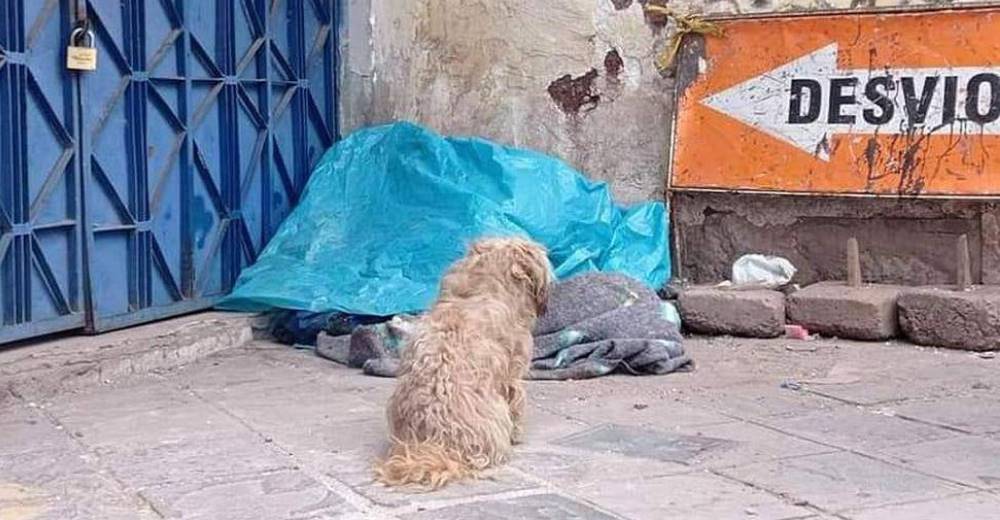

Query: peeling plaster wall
338;0;999;285
340;0;676;204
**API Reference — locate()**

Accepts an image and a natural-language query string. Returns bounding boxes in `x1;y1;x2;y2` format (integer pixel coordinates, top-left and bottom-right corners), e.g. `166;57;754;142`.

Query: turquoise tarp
218;122;670;316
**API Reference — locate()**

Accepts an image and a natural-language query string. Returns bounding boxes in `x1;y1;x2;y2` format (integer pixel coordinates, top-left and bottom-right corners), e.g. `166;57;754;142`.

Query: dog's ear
510;243;552;316
530;266;551;316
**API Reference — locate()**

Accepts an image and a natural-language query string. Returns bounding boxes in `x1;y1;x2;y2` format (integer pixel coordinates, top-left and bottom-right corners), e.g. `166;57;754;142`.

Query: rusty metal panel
670;7;1000;197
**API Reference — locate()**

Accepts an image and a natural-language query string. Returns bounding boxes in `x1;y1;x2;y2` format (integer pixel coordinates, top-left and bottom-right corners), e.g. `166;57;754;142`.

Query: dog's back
374;236;550;489
375;299;522;488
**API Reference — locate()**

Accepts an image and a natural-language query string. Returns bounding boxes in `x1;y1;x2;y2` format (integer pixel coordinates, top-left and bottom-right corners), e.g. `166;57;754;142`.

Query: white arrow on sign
701;43;1000;161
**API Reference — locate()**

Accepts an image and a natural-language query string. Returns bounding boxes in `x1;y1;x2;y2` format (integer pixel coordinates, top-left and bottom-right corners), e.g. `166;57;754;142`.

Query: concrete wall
338;0;997;286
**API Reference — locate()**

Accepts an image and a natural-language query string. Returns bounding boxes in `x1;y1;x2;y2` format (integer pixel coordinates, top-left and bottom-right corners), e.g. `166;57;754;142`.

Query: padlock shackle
69;26;95;47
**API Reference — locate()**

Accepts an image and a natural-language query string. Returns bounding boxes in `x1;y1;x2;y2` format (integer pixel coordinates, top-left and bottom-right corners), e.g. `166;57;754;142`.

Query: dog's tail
374;440;477;489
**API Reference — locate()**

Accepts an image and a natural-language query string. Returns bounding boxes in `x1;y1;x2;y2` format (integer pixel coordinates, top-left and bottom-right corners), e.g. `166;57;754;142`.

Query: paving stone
541;394;733;430
690;383;844;419
520;405;592;445
276;418;538;508
553;423;737;464
401;493;616;520
762;407;955;451
0;449;158;519
898;286;1000;351
787;282;903;340
891;396;1000;435
719;451;967;511
196;378;381;432
846;491;1000;520
0;405;75;456
678;287;786;338
47;383;247;447
139;469;353;520
177;351;325;393
573;470;812;520
331;513;399;520
92;432;295;488
801;377;952;406
335;454;536;508
678;421;837;469
510;447;690;489
876;436;1000;489
267;418;388;465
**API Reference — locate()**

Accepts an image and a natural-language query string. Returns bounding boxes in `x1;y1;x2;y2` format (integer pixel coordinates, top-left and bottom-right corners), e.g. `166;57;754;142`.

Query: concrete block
898;286;1000;351
677;287;785;338
786;282;903;340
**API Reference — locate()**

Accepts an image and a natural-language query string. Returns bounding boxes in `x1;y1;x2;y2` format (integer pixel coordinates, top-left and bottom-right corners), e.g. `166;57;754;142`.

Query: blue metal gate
0;0;85;343
0;0;338;343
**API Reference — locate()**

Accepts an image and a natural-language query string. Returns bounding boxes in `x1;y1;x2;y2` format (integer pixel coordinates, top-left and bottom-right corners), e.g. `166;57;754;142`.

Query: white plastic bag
731;254;796;287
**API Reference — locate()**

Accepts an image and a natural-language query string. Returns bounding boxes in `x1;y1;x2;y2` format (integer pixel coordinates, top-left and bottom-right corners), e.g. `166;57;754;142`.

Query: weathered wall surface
674;193;1000;286
339;0;998;286
340;0;679;204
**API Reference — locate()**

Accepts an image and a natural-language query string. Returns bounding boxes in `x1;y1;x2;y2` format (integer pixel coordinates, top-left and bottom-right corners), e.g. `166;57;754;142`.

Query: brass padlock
66;27;97;71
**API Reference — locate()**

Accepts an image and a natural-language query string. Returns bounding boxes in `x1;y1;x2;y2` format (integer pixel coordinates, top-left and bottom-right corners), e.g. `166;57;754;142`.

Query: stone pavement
2;335;1000;519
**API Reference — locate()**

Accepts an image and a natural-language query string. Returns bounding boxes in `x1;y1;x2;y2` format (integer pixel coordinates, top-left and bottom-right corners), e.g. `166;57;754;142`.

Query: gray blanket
316;273;692;380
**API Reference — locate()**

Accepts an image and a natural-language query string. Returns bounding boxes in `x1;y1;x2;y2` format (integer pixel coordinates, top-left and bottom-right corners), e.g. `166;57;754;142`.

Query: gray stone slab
877;436;1000;489
139;469;353;520
846;491;1000;520
401;493;615;520
0;449;158;519
553;423;737;464
678;421;837;469
573;470;812;520
510;448;690;490
787;282;903;340
92;432;295;488
47;383;248;447
0;405;75;456
276;418;538;508
196;377;382;432
802;377;952;406
334;454;536;508
678;287;786;338
892;396;1000;435
719;451;967;512
899;286;1000;351
519;405;592;445
762;407;956;451
540;392;733;430
691;383;844;419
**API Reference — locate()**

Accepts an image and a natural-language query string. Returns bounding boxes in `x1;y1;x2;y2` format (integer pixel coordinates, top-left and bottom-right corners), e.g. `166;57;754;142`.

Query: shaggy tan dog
374;237;552;489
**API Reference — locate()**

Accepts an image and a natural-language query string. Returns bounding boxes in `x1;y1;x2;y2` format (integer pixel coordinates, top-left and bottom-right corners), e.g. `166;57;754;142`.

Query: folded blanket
316;273;692;380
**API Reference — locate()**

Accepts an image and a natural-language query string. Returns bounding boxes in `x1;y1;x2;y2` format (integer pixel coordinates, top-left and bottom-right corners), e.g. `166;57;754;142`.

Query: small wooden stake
957;234;972;290
847;237;862;288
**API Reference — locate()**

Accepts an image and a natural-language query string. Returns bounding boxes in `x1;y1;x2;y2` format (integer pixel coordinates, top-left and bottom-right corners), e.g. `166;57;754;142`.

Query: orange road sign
670;7;1000;197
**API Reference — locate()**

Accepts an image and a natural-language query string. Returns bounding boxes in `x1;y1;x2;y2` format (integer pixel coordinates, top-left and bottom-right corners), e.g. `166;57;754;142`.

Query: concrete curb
1;312;259;400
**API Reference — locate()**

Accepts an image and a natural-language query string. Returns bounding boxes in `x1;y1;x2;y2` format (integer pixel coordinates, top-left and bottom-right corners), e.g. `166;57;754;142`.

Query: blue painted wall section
0;0;339;343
